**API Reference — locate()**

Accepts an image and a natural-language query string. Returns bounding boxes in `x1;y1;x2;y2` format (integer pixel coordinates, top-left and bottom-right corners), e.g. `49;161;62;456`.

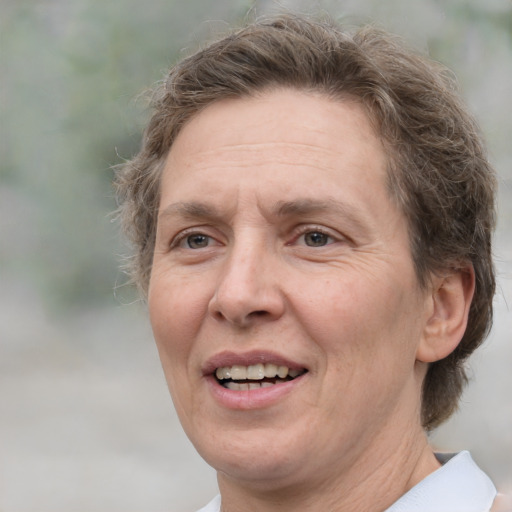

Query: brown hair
115;13;496;430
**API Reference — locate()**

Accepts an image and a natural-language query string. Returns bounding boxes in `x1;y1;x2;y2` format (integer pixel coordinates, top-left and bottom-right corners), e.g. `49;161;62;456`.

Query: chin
188;420;312;486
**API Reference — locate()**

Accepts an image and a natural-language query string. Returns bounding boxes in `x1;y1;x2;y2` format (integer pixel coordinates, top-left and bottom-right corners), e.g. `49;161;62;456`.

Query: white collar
385;451;497;512
196;494;221;512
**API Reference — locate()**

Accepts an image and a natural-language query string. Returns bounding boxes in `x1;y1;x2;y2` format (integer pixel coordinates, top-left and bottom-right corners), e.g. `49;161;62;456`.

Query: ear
416;266;475;363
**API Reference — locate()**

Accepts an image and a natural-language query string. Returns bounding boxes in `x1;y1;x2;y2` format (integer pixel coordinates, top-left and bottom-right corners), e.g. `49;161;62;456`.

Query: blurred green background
1;0;511;510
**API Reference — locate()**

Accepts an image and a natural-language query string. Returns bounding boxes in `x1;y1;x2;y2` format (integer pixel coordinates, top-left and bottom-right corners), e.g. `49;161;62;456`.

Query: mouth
215;363;307;391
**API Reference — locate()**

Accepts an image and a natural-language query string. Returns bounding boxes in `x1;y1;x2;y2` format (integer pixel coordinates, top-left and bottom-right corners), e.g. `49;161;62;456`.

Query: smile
215;363;306;391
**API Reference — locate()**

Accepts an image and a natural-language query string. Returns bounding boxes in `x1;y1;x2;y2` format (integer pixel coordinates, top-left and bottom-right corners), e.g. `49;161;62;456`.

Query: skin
148;89;474;512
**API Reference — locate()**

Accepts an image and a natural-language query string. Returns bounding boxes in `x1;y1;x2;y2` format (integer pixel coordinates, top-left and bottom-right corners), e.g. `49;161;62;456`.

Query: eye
302;231;332;247
292;228;337;247
184;233;211;249
172;231;219;250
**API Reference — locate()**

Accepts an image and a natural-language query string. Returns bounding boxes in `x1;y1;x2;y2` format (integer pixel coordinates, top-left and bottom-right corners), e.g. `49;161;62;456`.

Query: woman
115;14;509;512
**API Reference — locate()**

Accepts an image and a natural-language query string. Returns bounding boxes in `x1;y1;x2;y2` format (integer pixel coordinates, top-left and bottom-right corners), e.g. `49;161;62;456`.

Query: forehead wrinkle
185;140;341;166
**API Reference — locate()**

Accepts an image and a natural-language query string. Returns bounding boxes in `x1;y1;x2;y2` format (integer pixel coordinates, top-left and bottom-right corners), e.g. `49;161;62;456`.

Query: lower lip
205;374;307;410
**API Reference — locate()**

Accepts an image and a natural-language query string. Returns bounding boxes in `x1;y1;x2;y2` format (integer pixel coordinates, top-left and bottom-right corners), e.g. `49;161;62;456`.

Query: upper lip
202;350;308;376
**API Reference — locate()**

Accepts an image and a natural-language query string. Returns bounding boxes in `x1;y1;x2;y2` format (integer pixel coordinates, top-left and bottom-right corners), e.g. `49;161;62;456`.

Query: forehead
174;89;378;148
162;89;389;196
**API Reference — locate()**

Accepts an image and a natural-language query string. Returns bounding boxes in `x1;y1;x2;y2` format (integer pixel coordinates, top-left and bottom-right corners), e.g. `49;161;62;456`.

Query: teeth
215;363;304;381
225;381;247;391
225;381;277;390
248;363;265;379
230;365;246;380
277;366;288;378
215;367;231;380
264;363;278;378
215;368;223;380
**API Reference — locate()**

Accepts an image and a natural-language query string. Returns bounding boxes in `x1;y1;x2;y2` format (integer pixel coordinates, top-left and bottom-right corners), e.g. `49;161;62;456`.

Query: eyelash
170;229;218;250
169;225;341;250
290;226;338;247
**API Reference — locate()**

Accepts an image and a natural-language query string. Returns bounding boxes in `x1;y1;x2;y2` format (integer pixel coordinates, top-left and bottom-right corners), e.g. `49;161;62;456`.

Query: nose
208;239;285;328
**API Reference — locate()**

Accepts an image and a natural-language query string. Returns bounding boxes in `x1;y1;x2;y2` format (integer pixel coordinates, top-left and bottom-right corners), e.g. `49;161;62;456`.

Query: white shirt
195;451;497;512
385;451;496;512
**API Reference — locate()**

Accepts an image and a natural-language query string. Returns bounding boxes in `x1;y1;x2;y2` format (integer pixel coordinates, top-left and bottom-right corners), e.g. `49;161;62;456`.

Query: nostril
208;284;285;326
213;309;269;324
213;310;226;321
251;310;268;317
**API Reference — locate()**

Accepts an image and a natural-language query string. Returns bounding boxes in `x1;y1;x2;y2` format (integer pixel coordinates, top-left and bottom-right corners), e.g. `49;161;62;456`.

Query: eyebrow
274;198;370;231
159;201;222;221
158;198;371;233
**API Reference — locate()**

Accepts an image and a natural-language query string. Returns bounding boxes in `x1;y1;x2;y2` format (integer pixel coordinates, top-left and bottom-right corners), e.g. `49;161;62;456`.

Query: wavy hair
115;13;496;430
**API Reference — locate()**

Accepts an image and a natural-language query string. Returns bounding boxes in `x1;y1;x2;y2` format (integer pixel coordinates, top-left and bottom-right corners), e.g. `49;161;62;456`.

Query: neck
217;423;440;512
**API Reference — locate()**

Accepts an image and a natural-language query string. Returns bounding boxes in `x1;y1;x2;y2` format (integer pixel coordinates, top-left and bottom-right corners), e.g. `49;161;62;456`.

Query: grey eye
186;234;210;249
304;231;330;247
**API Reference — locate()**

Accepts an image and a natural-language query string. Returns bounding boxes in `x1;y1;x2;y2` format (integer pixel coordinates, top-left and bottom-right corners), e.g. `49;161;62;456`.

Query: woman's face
148;89;431;490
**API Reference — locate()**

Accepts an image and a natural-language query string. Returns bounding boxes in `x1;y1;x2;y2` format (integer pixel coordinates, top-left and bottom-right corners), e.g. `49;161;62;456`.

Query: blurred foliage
1;0;511;311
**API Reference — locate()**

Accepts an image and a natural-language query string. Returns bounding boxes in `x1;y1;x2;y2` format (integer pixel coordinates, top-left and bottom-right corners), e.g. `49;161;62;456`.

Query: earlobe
416;266;475;363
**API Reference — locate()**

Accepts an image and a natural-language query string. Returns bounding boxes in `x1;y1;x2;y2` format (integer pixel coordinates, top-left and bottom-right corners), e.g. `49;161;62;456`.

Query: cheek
300;275;424;424
148;277;212;424
297;272;420;364
148;274;210;370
